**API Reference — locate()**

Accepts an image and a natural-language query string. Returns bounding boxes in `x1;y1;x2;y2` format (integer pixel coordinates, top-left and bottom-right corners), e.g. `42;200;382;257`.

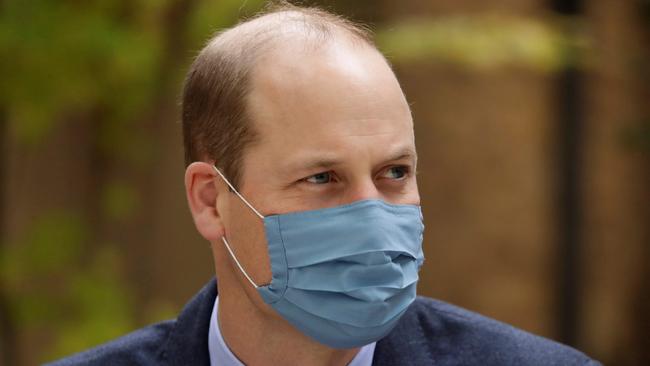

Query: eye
304;172;333;184
380;166;409;180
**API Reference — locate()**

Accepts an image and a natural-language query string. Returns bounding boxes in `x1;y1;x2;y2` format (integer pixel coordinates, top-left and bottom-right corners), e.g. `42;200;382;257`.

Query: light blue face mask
214;166;425;349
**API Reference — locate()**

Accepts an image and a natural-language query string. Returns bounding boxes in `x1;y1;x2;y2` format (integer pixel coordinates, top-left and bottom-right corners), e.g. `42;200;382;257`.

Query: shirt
208;296;376;366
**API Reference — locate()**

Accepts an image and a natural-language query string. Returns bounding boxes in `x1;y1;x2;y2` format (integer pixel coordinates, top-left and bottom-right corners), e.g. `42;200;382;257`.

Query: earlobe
185;162;226;242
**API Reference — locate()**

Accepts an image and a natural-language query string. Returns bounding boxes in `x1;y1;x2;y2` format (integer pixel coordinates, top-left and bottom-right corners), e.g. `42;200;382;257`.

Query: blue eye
305;172;332;184
382;166;408;180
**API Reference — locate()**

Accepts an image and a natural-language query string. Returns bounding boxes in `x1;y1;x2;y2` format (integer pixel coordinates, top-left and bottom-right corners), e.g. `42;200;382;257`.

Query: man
51;3;600;365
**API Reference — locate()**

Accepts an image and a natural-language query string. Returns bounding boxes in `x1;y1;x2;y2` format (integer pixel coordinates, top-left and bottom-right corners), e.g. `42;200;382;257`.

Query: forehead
245;41;414;158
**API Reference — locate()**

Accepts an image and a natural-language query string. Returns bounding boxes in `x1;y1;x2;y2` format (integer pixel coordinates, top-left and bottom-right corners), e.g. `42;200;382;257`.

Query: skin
185;34;420;366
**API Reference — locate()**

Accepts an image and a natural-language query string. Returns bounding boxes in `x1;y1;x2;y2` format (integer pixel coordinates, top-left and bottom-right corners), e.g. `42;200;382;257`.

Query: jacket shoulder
375;296;600;366
45;320;175;366
46;278;218;366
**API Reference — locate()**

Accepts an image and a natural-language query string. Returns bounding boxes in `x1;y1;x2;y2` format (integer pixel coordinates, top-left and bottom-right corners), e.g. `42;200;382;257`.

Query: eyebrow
387;147;418;164
284;155;343;174
283;146;417;175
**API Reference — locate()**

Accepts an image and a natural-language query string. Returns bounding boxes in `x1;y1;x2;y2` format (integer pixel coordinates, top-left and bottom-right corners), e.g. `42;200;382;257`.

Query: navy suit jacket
49;279;599;365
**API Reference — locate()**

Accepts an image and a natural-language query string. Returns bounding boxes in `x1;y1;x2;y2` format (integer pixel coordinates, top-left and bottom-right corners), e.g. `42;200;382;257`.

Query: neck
216;275;359;366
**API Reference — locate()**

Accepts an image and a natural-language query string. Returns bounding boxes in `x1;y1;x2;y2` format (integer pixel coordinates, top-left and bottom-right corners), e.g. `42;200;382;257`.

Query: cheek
409;178;421;204
392;177;420;205
226;200;273;285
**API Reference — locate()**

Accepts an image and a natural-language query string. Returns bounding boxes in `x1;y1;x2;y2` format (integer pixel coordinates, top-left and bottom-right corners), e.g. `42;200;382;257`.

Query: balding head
184;5;417;354
182;2;377;188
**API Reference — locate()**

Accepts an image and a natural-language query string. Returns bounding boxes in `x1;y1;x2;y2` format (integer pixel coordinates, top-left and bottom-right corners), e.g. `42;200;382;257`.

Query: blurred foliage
0;0;163;147
0;0;263;363
621;120;650;154
376;14;591;72
0;211;133;360
102;180;140;221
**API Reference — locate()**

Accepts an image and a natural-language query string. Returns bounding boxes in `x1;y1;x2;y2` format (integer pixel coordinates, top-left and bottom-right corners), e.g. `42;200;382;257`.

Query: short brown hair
181;1;373;189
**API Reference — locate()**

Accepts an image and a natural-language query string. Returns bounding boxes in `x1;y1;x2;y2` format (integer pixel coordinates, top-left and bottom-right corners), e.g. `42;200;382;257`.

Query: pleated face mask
214;166;425;349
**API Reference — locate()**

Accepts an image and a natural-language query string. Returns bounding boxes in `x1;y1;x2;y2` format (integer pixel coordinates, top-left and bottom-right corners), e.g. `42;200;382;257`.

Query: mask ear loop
212;166;264;219
213;165;263;289
221;237;259;289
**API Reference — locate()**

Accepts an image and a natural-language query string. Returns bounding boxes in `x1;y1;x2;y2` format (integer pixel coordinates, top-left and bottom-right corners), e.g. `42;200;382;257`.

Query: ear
185;162;226;242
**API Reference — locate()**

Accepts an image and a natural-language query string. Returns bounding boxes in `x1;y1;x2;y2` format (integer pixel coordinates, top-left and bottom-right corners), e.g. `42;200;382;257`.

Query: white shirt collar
208;296;376;366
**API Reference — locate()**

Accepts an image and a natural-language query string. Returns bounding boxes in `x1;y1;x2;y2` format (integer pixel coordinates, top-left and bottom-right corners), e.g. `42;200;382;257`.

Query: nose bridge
345;175;380;203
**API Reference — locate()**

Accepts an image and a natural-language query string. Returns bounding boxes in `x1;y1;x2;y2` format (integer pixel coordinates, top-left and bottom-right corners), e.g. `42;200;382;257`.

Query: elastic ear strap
212;166;264;219
221;237;259;288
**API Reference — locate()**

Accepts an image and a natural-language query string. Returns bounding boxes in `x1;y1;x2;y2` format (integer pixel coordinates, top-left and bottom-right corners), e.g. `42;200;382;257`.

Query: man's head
182;2;374;190
183;2;420;351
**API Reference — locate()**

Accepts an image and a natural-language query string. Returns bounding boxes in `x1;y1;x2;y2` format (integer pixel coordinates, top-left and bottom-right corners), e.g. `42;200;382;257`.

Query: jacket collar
158;278;423;366
160;278;217;365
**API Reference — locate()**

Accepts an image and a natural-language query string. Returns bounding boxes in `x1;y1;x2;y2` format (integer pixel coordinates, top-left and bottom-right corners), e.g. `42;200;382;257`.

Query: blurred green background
0;0;648;365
